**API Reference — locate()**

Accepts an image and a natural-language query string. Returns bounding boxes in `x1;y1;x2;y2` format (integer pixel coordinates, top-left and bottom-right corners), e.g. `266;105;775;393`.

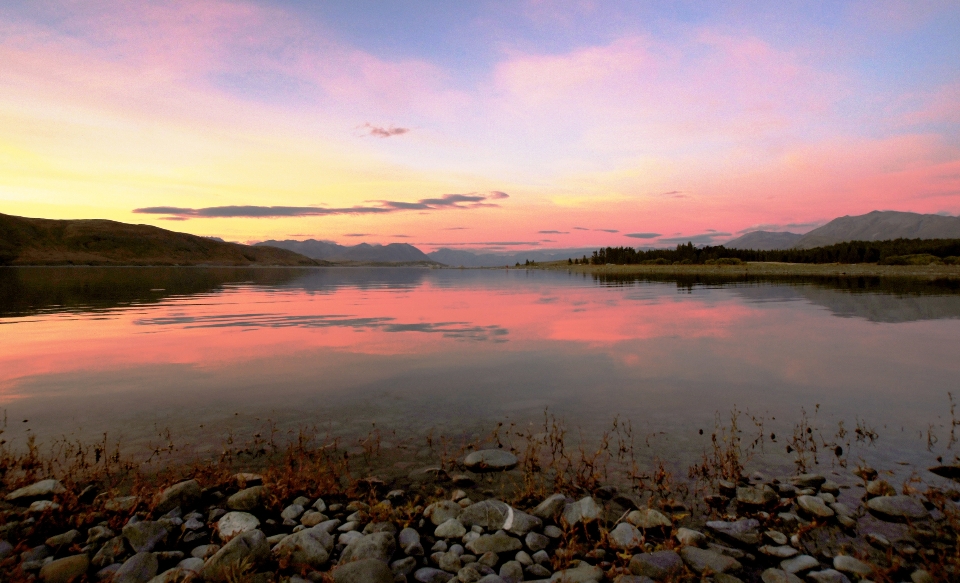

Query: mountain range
255;239;437;264
725;211;960;250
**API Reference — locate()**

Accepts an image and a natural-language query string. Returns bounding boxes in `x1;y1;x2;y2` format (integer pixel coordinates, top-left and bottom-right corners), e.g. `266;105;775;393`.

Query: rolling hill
794;211;960;249
0;213;319;266
255;239;438;264
723;231;803;250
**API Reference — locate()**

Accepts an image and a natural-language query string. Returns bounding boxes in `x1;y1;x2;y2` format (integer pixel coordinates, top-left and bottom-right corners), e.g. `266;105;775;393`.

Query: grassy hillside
0;213;320;266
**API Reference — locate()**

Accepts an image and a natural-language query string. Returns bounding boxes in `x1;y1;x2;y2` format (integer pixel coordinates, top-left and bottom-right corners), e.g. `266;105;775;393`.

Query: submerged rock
865;496;928;522
463;450;518;472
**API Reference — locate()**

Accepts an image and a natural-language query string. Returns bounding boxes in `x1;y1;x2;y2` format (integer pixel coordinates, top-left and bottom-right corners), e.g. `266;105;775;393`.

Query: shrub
704;259;717;265
944;256;960;265
716;257;744;265
880;254;942;266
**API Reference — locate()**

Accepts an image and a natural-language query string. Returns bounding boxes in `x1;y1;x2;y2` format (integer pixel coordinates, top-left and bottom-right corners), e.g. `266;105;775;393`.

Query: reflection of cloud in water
134;313;509;341
733;285;960;323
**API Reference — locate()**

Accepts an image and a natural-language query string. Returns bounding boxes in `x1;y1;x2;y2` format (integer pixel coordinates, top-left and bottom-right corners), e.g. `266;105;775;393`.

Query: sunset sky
2;1;959;251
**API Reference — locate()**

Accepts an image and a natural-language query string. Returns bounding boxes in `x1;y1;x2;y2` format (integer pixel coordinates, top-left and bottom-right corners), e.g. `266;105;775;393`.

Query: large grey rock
680;547;741;574
759;545;798;559
797;495;834;518
806;570;851;583
226;486;263;511
463;450;518;472
339;532;396;564
5;479;65;501
676;527;706;547
400;527;423;555
114;552;159;583
550;562;602;582
526;531;550;552
466;531;522;555
609;523;643;549
562;497;602;526
626;508;671;529
760;569;803;583
737;485;778;506
123;521;168;553
705;518;760;545
427;501;463;525
334;558;394;583
201;529;269;582
832;555;873;577
629;550;682;579
45;529;80;548
532;493;567;520
865;496;929;522
272;526;334;569
499;560;524;583
505;509;542;536
154;480;201;514
217;511;259;540
780;554;819;573
39;554;89;583
461;499;511;529
435;518;467;539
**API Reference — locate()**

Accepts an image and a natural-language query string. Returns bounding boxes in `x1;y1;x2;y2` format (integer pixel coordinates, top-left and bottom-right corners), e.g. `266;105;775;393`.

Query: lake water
2;266;959;478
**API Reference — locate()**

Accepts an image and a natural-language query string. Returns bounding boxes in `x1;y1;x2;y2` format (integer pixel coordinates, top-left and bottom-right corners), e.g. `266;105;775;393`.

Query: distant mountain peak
794;210;960;249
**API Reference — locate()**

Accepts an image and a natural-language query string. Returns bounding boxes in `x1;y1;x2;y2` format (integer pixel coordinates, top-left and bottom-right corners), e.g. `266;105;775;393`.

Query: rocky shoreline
1;444;957;583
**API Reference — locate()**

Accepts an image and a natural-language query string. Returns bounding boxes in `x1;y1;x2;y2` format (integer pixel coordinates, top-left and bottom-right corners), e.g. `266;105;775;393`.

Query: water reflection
0;266;958;475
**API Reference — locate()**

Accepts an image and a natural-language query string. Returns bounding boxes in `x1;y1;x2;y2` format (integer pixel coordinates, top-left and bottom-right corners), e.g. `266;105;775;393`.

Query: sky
1;1;959;251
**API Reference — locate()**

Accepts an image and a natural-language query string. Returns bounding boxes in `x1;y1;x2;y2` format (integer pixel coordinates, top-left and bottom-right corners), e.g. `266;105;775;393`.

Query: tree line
573;239;960;265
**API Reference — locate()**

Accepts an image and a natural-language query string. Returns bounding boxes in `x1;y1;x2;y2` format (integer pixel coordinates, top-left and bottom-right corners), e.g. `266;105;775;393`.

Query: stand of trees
588;239;960;265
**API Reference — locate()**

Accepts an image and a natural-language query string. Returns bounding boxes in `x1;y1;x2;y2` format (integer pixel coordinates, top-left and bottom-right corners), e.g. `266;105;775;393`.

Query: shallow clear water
1;266;959;476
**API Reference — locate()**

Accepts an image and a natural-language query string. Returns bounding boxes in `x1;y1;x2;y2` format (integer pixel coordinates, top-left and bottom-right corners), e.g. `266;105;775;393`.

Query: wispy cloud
360;123;410;138
391;234;412;238
538;230;569;234
133;192;509;219
625;232;661;239
343;233;372;237
595;228;619;233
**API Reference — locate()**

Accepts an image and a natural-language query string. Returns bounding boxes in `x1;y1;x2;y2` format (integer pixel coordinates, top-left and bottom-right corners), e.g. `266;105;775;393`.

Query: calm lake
2;266;959;477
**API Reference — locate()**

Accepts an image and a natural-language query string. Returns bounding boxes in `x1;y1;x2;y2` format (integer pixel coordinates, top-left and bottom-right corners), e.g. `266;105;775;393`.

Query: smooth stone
0;540;12;560
676;527;705;547
123;521;168;553
780;554;819;573
817;492;836;504
797;495;834;518
865;480;895;497
499;561;523;583
95;564;122;581
865;533;890;548
705;518;760;545
760;568;803;583
217;512;260;540
505;509;542;536
911;569;935;583
338;531;364;546
629;550;682;579
201;529;269;583
626;508;671;529
272;526;334;569
928;465;960;481
543;525;562;539
865;496;928;522
435;518;467;539
461;500;511;530
466;531;522;555
820;481;840;494
5;479;66;501
515;550;533;566
415;567;455;583
226;486;263;511
477;576;506;583
280;504;305;521
525;563;550;578
87;526;116;544
608;523;643;549
392;556;418;576
788;474;826;489
463;450;518;472
737;485;778;506
154;480;201;514
39;554;90;583
764;530;788;545
829;502;853;517
525;532;550;552
562;497;602;526
334;558;394;583
759;545;798;558
339;532;396;563
177;557;204;573
114;552;158;583
680;547;741;574
300;511;328;527
438;551;461;573
550;562;602;582
427;501;464;526
45;529;80;548
191;545;219;559
532;494;567;520
30;500;59;512
832;555;873;577
806;570;851;583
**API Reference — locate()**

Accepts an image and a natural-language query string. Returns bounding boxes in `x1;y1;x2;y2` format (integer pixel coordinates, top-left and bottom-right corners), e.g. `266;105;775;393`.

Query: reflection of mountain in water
592;272;960;323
